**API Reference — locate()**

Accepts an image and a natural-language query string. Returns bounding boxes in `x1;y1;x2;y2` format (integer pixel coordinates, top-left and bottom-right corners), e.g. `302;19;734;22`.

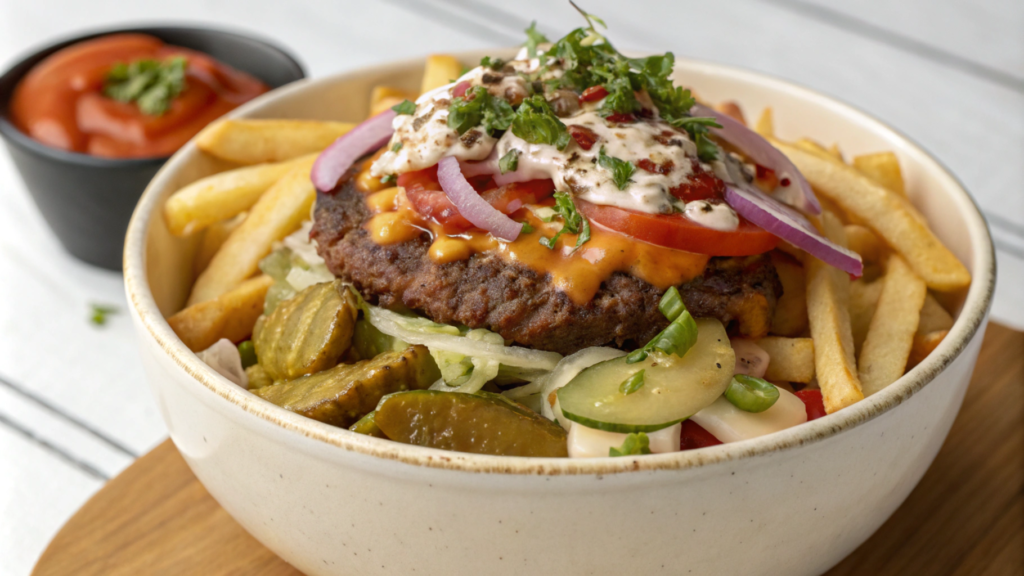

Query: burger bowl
124;49;995;576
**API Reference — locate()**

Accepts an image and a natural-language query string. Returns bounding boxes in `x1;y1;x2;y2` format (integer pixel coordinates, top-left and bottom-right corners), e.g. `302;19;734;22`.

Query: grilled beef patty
312;168;782;355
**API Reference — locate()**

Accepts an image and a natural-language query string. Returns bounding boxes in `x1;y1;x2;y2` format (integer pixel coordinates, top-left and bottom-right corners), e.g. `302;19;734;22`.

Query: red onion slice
311;109;396;192
693;104;821;215
437;156;523;242
725;184;862;276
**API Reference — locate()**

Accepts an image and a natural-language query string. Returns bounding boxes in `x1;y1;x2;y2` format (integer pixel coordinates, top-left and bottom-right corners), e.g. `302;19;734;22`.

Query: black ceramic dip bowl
0;25;306;271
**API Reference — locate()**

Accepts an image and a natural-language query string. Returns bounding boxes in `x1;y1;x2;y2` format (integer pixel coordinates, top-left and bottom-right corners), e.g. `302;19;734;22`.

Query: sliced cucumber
557;319;735;433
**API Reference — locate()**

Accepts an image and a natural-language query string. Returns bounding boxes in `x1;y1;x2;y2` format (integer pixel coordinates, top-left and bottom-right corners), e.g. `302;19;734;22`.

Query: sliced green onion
237;340;257;369
626;291;699;364
724;375;779;413
618;369;645;395
609;432;651;456
658;286;684;321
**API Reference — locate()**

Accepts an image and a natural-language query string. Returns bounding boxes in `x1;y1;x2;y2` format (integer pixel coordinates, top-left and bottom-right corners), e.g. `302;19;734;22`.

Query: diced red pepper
680;420;722;450
605;112;636;124
794;390;827;421
579;85;608;103
636;158;674;175
567;124;599;151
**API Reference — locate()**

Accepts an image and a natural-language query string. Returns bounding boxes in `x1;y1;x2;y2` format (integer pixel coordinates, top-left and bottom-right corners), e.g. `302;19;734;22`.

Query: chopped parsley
89;303;119;326
510;95;571;150
609;432;652;457
539;192;591;249
523;21;550;58
597;146;635;190
104;56;187;116
480;55;505;70
520;222;535;234
391;100;417;115
391;141;403;152
499;149;519;174
448;86;515;136
380;174;396;185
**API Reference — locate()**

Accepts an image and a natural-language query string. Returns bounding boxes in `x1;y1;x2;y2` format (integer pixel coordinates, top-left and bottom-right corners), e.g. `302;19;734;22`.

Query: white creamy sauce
371;52;741;231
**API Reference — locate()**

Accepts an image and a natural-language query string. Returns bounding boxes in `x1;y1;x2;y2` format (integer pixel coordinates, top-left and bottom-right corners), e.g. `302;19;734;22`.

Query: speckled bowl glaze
124;50;995;576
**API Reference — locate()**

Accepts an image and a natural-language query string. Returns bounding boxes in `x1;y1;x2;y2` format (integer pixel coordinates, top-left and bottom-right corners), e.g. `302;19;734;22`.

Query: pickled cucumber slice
375;390;568;457
254;280;358;381
349;411;387;438
255;345;439;427
557;319;735;433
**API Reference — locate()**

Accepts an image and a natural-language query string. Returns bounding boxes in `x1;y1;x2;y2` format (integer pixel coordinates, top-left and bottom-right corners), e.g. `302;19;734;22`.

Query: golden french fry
806;211;864;413
795;138;832;158
775;139;970;291
844;224;884;263
769;252;808;336
754;107;774;138
194;212;246;276
188;166;316;306
169;275;273;352
164;154;315;237
421;54;463;94
908;330;948;369
370;86;417;117
849;278;884;355
714;101;746;126
827;143;843;162
196;119;354;164
858;255;927;395
758;337;815;383
853;151;905;197
918;293;954;335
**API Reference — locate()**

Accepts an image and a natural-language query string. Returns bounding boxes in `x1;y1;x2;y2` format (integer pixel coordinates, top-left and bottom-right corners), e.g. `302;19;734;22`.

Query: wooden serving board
32;324;1023;576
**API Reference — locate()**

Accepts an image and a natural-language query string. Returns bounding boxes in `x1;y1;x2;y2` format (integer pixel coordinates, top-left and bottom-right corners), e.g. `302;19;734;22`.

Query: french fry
758;337;815;383
196;119;354;164
769;252;808;336
194;212;246;276
827;143;843;162
908;330;948;369
844;224;884;263
754;107;774;138
805;211;863;413
858;255;927;395
918;293;954;335
714;101;746;125
370;86;417;117
853;151;905;197
169;275;273;352
187;166;315;306
164;154;315;236
774;139;971;291
421;54;463;94
849;278;883;355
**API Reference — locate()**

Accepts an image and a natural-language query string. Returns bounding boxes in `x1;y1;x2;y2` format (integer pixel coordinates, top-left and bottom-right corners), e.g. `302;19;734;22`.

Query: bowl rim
124;51;996;476
0;22;307;167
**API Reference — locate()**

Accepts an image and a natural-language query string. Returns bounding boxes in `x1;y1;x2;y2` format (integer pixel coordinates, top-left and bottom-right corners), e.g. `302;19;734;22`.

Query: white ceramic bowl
125;50;995;576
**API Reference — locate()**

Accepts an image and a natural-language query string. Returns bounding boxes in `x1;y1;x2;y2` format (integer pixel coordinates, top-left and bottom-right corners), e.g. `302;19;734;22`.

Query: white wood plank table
0;1;1020;574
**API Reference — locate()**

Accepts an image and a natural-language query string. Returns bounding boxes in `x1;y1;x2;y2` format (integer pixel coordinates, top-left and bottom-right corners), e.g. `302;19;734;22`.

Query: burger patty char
312;169;783;356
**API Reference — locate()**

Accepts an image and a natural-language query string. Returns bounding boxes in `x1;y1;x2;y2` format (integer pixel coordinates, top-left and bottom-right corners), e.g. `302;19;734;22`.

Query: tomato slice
679;420;722;450
794;389;827;421
398;166;555;234
577;200;779;256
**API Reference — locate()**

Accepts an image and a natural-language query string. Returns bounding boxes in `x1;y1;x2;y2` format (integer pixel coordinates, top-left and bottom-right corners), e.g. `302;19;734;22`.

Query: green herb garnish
619;370;646;395
448;86;515;136
597;146;635;190
524;21;550;58
725;375;780;413
104;56;187;116
480;55;505;70
391;100;417;115
609;432;651;457
627;289;698;364
380;174;397;185
510;95;571;150
539;192;590;249
391;142;403;152
499;149;519;174
520;222;535;234
89;303;119;326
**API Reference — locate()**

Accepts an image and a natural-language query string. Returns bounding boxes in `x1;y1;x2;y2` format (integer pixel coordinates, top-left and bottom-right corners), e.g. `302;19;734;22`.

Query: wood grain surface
32;324;1023;576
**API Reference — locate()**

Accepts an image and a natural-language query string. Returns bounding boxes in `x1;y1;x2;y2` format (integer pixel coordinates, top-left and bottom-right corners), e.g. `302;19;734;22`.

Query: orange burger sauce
10;33;268;158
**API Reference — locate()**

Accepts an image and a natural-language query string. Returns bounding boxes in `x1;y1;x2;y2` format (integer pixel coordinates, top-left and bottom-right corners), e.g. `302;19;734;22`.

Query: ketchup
10;33;268;158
